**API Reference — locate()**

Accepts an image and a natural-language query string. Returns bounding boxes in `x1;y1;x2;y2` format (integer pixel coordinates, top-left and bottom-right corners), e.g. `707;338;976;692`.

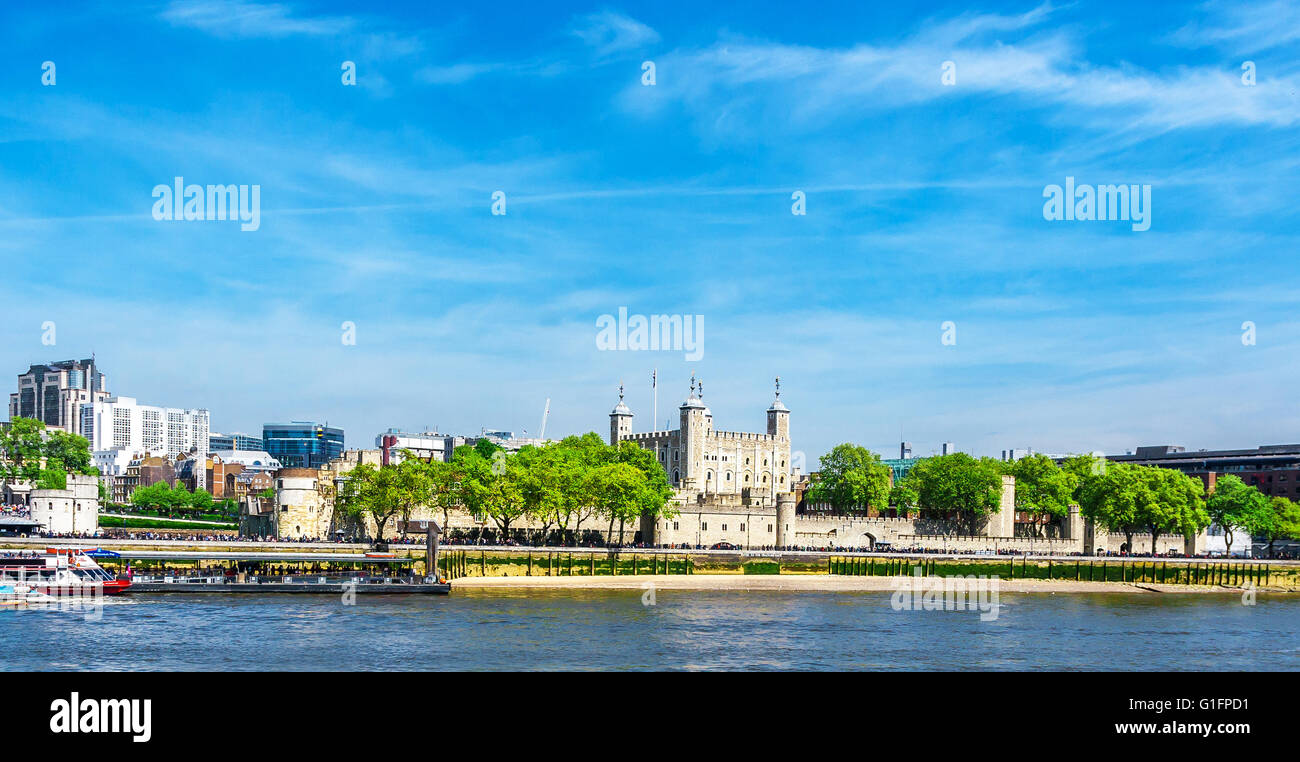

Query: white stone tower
679;373;707;491
609;382;633;446
766;376;789;441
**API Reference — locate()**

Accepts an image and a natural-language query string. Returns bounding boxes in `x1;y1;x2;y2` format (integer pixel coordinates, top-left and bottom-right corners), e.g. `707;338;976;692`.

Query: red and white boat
0;547;131;596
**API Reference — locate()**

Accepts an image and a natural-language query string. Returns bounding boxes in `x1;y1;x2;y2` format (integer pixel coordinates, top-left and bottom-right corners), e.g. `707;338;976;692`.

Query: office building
209;432;264;451
263;422;344;469
80;396;209;456
9;358;109;433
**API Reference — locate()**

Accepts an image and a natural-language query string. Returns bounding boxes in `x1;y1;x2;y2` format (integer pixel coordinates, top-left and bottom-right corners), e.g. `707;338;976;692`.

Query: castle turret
766;376;789;441
679;373;706;490
776;492;797;548
609;382;633;446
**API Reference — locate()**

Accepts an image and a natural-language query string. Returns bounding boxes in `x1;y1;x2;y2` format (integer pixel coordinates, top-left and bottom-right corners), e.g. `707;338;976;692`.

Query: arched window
673;469;680;483
725;472;732;482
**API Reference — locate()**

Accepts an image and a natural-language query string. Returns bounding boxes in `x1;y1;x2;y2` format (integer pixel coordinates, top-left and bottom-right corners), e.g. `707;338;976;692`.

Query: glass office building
262;422;344;468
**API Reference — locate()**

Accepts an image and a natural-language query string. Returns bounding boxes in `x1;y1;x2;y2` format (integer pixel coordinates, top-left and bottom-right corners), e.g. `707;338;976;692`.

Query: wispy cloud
570;10;659;57
160;0;354;39
623;6;1299;139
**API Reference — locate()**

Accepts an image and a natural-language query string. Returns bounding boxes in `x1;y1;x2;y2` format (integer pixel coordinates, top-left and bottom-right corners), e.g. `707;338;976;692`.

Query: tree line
805;444;1300;555
333;433;677;545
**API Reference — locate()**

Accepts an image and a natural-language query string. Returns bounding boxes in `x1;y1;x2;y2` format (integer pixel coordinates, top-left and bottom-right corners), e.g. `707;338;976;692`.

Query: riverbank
448;573;1292;594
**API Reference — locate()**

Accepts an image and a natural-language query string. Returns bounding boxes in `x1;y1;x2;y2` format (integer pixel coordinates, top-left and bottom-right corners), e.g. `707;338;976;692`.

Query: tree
610;440;675;540
1205;475;1273;556
1135;466;1208;555
806;444;892;513
1008;454;1078;528
337;463;404;544
0;417;47;484
1078;462;1144;551
1262;497;1300;558
36;469;67;490
588;462;651;545
896;453;1004;535
189;487;215;513
43;429;95;475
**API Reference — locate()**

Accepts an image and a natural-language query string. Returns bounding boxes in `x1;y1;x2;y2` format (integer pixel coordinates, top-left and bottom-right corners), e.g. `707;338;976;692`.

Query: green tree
189;487;215;513
1008;454;1078;526
806;444;892;513
337;463;404;543
588;462;651;545
1078;462;1144;551
35;468;67;490
43;429;95;475
1135;466;1208;555
1262;497;1300;558
1205;475;1273;556
0;417;47;484
897;453;1004;535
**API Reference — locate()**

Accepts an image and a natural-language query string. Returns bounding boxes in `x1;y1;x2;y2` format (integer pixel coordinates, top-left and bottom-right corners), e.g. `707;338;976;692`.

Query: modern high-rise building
900;441;913;459
263;422;344;468
941;442;956;455
209;432;264;451
80;396;210;456
9;358;109;433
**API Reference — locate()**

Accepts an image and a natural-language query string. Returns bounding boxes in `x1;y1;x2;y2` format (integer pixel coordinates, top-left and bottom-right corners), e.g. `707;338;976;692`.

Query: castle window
673;470;680;483
726;472;732;481
701;522;708;530
739;523;745;531
767;524;773;533
722;524;728;531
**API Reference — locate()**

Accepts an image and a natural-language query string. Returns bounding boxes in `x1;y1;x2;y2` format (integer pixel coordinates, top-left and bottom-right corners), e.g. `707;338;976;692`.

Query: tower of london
610;375;793;504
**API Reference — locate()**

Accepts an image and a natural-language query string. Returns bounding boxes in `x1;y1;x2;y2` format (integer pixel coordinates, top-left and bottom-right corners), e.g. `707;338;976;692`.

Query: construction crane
539;398;550;440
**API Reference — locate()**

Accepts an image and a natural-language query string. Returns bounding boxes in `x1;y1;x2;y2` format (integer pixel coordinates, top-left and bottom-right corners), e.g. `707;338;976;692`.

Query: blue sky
2;0;1298;464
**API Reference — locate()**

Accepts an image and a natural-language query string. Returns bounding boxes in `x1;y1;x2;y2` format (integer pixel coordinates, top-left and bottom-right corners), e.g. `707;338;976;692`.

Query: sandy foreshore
448;574;1287;594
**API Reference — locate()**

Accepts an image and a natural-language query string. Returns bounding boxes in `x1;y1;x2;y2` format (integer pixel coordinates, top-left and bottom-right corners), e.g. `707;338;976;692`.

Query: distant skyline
3;1;1299;465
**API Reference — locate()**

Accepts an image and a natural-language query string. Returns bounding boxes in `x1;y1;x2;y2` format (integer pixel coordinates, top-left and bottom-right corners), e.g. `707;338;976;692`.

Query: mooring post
425;521;442;582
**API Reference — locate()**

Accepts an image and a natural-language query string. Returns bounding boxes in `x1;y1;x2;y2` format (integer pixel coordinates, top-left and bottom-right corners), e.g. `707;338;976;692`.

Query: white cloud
570;10;660;56
160;0;354;38
622;8;1300;139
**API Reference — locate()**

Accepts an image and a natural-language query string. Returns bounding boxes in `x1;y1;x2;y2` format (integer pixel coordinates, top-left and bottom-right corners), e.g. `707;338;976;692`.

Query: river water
3;590;1297;671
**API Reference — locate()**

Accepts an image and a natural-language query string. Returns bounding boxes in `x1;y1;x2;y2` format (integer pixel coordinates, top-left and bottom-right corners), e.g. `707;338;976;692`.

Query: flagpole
652;368;658;433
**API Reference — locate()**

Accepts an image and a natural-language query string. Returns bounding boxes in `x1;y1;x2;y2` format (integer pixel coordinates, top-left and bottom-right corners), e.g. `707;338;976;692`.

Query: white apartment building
80;396;209;457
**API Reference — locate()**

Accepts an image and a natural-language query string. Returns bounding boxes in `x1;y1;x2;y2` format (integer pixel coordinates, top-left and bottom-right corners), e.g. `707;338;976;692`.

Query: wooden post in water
424;521;442;582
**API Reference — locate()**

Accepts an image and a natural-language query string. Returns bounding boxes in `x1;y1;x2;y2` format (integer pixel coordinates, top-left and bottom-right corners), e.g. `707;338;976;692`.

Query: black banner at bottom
5;670;1284;752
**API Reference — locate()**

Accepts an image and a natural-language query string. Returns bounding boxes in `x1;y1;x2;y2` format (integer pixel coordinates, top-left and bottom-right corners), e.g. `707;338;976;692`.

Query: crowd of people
1;503;32;518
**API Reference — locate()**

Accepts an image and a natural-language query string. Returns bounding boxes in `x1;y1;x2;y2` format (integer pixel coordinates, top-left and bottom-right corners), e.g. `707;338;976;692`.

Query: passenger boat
0;547;131;596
